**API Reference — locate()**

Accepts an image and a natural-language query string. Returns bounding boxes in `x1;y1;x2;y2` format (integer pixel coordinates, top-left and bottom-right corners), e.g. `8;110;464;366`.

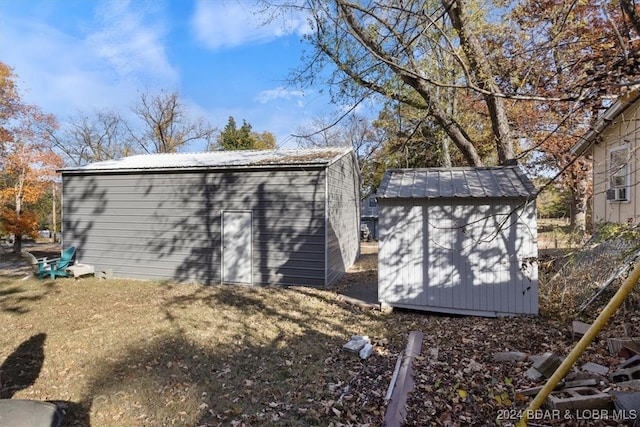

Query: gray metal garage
59;147;360;286
378;166;538;317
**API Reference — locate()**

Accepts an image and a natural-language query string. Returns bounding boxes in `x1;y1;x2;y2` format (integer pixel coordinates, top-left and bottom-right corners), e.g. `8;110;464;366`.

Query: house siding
326;151;361;285
379;197;538;316
592;101;640;224
62;168;329;286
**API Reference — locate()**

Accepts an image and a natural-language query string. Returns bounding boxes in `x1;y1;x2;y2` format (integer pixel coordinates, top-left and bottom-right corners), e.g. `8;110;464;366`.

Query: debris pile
342;335;374;360
332;316;640;425
504;323;640;424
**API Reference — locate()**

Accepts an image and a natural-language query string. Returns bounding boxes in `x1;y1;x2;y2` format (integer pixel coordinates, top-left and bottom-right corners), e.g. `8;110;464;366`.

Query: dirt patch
332;241;378;293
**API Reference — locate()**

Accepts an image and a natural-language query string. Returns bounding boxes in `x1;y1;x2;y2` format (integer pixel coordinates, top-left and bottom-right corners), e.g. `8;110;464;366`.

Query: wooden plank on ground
383;330;424;427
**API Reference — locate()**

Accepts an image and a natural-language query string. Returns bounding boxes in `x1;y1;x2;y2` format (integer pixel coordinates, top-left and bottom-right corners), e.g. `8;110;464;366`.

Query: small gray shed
378;167;538;317
59;147;360;287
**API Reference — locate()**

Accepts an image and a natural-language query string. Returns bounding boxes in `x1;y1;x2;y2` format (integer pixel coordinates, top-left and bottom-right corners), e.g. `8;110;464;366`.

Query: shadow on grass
0;278;60;314
0;333;46;399
160;283;381;336
0;333;90;426
76;283;387;426
81;330;365;426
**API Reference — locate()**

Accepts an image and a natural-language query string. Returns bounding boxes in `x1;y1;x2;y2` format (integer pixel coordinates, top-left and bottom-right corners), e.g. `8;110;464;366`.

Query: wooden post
384;331;424;427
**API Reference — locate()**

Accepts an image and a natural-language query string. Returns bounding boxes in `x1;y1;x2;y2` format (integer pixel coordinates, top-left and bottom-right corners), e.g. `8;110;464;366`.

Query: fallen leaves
3;241;640;426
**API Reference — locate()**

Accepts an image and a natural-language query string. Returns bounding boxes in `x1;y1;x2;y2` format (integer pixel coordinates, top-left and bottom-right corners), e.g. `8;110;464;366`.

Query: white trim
608;145;631;203
572;90;640;156
324;168;329;285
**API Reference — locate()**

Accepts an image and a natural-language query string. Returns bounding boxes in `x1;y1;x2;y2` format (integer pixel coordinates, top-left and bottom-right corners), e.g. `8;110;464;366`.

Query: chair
22;246;76;280
22;252;51;279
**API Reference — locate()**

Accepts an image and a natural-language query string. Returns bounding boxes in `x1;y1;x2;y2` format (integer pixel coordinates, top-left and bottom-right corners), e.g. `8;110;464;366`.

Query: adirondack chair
22;252;52;279
22;246;76;280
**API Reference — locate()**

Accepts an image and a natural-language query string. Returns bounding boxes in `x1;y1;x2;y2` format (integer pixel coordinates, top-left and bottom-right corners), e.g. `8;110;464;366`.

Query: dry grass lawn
0;265;397;426
0;238;635;426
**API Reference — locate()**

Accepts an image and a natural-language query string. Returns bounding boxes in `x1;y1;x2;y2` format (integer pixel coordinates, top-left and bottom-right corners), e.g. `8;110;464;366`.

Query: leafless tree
295;112;382;193
131;90;217;153
52;110;135;166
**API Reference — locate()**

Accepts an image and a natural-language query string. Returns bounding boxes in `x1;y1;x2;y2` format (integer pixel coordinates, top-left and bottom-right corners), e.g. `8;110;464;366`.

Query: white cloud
0;0;180;124
255;86;305;104
1;19;130;119
191;0;310;50
88;0;178;87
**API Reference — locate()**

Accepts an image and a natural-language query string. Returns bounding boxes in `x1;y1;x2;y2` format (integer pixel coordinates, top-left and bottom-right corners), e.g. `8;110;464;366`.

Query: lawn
0;272;396;426
0;241;635;426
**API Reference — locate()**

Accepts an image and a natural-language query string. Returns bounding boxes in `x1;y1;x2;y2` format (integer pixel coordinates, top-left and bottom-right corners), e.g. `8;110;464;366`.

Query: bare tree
270;0;516;166
295;112;381;193
266;1;640;159
52;110;135;166
131;90;217;153
262;0;640;234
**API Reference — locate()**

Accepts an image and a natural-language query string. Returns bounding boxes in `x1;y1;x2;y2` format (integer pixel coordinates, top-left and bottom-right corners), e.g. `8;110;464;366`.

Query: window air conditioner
606;187;628;201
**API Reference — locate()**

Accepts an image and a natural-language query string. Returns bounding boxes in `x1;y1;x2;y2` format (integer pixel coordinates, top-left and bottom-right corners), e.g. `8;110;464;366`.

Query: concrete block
572;320;591;338
564;379;599;388
359;343;374;359
580;362;609;376
343;340;365;353
620;345;640;359
95;268;113;280
532;352;563;378
525;366;544;381
619;354;640;370
493;351;528;362
67;263;95;278
343;336;370;353
547;387;613;411
518;379;598;397
611;391;640;427
610;364;640;383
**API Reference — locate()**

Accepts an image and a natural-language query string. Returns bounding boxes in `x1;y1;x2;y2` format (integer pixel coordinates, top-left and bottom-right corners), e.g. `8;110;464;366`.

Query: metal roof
59;147;352;173
377;167;537;199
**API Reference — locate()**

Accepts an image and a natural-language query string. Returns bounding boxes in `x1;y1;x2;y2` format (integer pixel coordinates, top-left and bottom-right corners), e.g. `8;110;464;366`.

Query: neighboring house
59;148;360;287
572;90;640;224
377;167;539;317
360;193;378;240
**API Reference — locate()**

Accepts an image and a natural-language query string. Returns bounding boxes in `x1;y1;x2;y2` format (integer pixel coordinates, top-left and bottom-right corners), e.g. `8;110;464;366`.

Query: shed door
222;211;253;285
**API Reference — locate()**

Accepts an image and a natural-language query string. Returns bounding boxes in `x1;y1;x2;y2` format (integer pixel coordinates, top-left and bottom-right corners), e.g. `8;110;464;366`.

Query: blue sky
0;0;337;151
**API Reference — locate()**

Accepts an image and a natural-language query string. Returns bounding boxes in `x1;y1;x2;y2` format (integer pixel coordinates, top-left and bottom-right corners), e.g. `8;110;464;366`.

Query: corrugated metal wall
62;167;331;286
326;152;361;285
379;198;538;316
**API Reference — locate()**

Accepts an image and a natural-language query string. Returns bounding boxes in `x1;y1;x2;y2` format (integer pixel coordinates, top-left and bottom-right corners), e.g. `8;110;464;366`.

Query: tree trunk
12;235;22;255
411;78;483;166
52;183;57;243
441;138;452;168
570;176;590;238
13;188;23;254
443;0;515;164
621;0;640;35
